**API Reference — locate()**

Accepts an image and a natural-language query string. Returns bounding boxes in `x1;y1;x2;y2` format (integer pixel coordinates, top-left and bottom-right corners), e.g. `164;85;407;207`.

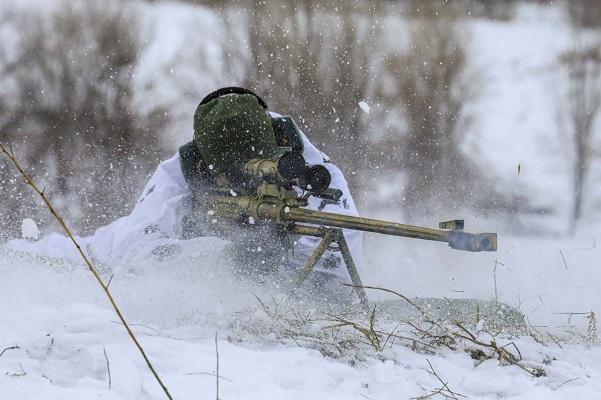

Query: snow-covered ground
2;1;601;399
1;232;600;400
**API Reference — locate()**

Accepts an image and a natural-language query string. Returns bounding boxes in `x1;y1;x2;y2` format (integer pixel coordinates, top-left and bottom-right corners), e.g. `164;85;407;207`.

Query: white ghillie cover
8;130;363;282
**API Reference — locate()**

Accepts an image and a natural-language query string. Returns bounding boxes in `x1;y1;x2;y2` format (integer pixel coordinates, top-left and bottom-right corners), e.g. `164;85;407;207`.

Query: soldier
9;87;363;297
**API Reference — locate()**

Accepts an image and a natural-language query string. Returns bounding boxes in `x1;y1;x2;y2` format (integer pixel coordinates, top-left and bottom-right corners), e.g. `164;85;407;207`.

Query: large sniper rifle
205;150;497;306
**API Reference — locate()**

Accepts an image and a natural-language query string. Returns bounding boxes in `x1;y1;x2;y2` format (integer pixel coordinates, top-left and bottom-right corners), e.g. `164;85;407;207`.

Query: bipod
290;224;369;308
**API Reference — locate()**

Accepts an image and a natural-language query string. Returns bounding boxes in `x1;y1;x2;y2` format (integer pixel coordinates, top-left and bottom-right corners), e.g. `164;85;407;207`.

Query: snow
1;1;601;399
363;223;601;332
20;218;40;241
1;242;600;400
358;101;371;114
466;7;574;220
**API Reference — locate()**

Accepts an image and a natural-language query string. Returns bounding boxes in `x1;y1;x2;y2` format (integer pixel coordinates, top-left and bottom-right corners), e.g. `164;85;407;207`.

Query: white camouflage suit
8;123;363;286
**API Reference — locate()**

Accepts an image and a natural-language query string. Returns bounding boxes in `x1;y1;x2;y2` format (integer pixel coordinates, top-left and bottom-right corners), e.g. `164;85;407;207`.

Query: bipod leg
333;230;369;308
297;229;335;283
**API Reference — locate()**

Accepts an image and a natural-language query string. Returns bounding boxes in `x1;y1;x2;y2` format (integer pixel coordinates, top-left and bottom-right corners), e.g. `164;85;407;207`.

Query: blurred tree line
558;3;601;232
212;0;511;218
0;1;167;239
1;0;599;239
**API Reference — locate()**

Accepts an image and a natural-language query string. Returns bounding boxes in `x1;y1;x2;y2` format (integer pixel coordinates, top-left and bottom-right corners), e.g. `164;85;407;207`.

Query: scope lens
306;165;331;194
277;152;306;180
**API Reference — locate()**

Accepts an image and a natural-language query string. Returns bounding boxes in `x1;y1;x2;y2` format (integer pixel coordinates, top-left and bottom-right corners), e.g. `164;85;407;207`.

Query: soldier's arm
8;153;193;263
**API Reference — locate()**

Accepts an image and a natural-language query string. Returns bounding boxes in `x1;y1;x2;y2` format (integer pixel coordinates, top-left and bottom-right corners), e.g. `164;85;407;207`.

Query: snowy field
2;1;601;400
1;229;600;400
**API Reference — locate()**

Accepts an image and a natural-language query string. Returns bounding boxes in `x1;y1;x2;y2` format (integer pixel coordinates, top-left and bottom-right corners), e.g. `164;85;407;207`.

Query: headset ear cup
199;87;268;109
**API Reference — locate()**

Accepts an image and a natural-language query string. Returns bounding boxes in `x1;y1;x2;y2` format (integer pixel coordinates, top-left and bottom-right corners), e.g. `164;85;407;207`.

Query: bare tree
0;1;167;237
567;0;601;29
381;3;483;216
406;0;515;20
219;0;382;199
471;0;516;21
559;42;601;231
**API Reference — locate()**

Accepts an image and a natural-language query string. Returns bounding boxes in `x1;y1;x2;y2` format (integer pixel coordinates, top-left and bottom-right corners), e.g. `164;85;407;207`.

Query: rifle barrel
285;208;444;241
282;208;497;252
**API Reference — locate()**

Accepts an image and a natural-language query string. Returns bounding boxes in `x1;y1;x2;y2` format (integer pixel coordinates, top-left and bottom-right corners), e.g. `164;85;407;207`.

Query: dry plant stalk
0;345;20;358
493;259;504;304
342;283;429;318
325;307;382;351
402;320;457;351
587;311;599;343
103;347;112;390
215;332;220;400
0;143;173;400
454;322;545;377
412;358;466;400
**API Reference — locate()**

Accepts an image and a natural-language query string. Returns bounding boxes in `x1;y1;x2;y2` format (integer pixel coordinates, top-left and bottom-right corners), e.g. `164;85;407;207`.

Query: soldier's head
193;87;278;176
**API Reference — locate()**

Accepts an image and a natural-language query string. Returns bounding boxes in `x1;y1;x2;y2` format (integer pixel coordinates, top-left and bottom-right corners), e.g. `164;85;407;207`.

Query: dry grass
0;143;174;399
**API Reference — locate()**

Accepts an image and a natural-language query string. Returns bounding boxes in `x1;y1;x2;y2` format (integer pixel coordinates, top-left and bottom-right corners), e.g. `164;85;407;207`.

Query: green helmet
193;91;278;175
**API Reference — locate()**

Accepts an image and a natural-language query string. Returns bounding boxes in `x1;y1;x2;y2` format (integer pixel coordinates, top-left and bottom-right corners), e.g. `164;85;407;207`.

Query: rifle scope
244;152;331;195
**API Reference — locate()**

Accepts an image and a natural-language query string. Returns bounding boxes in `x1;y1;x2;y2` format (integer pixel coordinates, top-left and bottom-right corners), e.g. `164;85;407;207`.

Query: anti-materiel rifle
205;150;497;306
